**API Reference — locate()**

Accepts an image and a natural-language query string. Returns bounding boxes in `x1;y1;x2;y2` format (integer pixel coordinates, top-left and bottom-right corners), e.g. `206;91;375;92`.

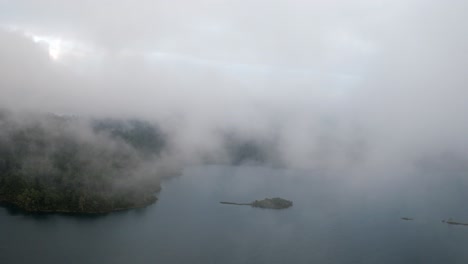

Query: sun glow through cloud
23;31;91;62
47;40;62;60
30;34;63;60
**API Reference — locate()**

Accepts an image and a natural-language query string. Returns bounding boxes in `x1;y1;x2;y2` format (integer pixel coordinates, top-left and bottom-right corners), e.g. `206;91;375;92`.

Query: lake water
2;165;468;264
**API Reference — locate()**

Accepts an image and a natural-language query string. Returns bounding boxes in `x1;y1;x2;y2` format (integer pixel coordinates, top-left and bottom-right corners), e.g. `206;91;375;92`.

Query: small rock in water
401;217;414;221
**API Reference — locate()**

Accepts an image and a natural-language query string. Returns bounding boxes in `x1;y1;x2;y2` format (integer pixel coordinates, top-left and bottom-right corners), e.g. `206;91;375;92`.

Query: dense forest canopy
0;110;169;213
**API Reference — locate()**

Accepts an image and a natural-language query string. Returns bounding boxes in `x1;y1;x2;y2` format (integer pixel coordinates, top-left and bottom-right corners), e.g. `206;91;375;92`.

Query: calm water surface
2;165;468;264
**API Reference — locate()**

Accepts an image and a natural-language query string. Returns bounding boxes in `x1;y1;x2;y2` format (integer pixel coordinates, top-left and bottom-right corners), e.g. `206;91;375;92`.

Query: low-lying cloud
1;0;468;178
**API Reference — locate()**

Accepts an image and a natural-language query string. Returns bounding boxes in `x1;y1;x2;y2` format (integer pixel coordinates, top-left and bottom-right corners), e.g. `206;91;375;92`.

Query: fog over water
1;1;468;263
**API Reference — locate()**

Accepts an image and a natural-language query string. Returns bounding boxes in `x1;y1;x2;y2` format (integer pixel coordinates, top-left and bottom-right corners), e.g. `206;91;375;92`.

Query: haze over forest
1;0;468;185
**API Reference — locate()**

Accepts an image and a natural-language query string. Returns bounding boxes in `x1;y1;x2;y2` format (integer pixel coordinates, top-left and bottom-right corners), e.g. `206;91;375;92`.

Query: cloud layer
1;0;468;175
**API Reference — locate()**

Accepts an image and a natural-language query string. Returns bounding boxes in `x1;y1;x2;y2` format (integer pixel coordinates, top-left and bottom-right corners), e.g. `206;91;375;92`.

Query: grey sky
1;0;467;172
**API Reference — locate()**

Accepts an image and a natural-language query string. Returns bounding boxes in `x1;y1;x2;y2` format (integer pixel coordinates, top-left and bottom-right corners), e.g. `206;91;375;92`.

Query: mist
1;0;468;179
3;3;468;263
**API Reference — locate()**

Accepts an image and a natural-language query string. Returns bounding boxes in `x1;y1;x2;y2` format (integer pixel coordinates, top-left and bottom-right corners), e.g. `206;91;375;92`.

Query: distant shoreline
0;196;157;215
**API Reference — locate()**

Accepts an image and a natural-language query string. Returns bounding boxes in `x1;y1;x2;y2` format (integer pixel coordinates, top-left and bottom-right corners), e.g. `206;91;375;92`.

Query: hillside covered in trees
0;110;169;213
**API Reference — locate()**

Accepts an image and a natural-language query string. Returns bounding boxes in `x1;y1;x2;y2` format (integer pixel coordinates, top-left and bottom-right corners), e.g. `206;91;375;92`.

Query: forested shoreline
0;110;167;213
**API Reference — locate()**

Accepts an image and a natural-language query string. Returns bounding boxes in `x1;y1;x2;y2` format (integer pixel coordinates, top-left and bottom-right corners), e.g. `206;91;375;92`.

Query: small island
220;197;293;209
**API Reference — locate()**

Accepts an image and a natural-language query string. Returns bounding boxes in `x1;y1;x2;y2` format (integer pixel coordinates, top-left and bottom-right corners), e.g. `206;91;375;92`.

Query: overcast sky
1;0;467;172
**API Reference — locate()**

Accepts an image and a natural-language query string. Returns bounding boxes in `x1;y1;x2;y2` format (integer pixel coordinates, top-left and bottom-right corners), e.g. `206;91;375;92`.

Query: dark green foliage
251;197;293;209
219;129;283;166
92;118;166;156
223;133;268;165
0;112;163;213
